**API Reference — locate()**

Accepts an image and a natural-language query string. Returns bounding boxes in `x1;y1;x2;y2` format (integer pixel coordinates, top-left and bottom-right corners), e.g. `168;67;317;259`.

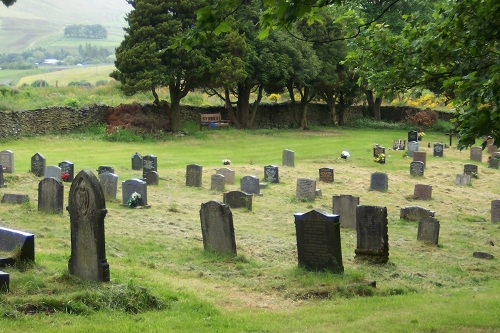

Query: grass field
0;127;499;332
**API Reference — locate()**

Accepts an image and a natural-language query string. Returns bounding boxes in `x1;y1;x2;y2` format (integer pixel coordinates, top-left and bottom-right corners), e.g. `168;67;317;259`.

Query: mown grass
0;127;499;332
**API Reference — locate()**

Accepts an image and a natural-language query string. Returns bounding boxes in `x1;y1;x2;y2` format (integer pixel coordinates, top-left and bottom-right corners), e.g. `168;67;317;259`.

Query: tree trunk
249;85;263;128
299;86;311;130
224;88;241;128
338;92;346;126
374;97;382;121
364;89;382;120
237;84;252;129
324;94;337;126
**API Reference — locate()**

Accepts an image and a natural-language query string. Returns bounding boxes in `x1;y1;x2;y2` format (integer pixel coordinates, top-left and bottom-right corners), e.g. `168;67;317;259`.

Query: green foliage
350;117;414;130
68;80;92;87
30;80;49;87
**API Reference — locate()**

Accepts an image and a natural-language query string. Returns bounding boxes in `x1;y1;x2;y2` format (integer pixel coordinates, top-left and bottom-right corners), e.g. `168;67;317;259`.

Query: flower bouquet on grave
61;172;70;182
127;192;142;208
222;159;231;165
374;153;386;164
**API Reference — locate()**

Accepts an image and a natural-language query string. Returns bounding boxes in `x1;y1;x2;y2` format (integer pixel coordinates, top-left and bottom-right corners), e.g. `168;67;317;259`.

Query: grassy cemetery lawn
0;127;499;332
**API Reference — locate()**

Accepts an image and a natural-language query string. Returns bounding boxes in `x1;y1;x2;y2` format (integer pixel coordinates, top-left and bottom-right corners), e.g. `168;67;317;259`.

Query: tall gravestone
31;152;46;177
38;177;64;213
464;164;478;176
319;167;334;183
332;194;359;229
413;184;432;200
131;152;143;170
97;166;115;175
407;141;419;158
417;217;440;245
282;149;295;167
223;190;252;210
296;178;316;201
142;155;157;180
216;168;235;184
0;165;5;188
355;205;389;263
99;172;118;201
370;172;388;192
186;164;203;187
410;161;425;177
413;151;427;168
240;175;260;195
122;179;148;206
491;200;500;223
45;166;62;181
67;170;110;282
470;147;482;162
0;150;14;173
200;201;236;255
294;210;343;273
58;161;75;182
408;130;418;143
433;143;444;157
211;174;225;192
264;165;279;183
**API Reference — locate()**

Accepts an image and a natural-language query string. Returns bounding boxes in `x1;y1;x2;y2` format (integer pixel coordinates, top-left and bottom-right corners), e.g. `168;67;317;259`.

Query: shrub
68;80;92;87
407;109;439;127
31;80;49;87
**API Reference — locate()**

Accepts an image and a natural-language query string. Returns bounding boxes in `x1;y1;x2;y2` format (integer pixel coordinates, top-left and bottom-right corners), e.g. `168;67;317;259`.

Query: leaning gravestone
355;205;389;263
1;194;29;204
223;190;252;210
241;175;260;195
455;174;472;186
67;170;110;282
413;184;432;200
464;164;478;176
200;200;236;255
296;178;316;201
45;166;62;181
58;161;75;182
131;152;143;170
332;194;359;229
400;206;435;221
491;200;500;223
319;167;334;183
146;171;159;186
433;143;444;157
410;161;425;177
186;164;203;187
0;150;14;173
99;172;118;201
0;226;35;264
0;165;5;188
470;147;482;162
370;172;388;192
407;141;419;158
97;166;115;175
31;152;46;177
417;217;440;245
413;151;427;168
264;165;279;183
408;130;418;143
122;178;148;206
211;174;225;192
38;177;64;213
282;149;295;167
294;210;343;273
216;168;235;184
142;154;157;180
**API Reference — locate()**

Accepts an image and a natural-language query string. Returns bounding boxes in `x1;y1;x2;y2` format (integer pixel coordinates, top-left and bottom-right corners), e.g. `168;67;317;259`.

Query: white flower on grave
222;159;231;165
340;151;350;159
131;192;141;200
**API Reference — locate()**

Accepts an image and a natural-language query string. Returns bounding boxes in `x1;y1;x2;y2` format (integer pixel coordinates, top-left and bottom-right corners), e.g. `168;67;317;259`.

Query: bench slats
200;113;230;130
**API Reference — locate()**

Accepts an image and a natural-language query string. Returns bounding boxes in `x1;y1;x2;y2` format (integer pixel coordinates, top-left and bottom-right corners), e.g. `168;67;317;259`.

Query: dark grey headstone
186;164;203;187
470;147;482;162
38;177;64;213
1;194;29;204
373;146;385;157
417;217;440;245
223;190;252;210
211;174;225;191
370;172;388;192
142;155;157;180
294;210;343;273
216;168;235;184
131;152;143;170
464;164;478;176
400;206;435;221
455;174;472;186
264;165;279;183
408;130;418;143
0;165;5;188
473;252;494;260
413;151;427;168
0;150;14;173
296;178;316;201
58;161;75;182
433;143;444;157
99;172;118;201
282;149;295;167
31;152;46;177
146;171;159;186
491;200;500;223
0;226;35;263
413;184;432;200
410;161;425;177
488;158;499;169
332;194;359;229
355;205;389;263
122;178;148;206
97;166;115;175
45;166;62;181
407;141;419;157
241;175;260;195
67;170;109;282
319;167;334;183
0;271;8;292
200;200;236;255
393;139;406;150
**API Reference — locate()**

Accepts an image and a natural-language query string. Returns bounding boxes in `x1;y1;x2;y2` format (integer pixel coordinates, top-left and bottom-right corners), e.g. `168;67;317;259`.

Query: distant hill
0;0;132;53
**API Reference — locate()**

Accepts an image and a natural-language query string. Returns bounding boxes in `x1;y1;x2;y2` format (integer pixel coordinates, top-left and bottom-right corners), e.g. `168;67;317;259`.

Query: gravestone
413;151;427;168
455;174;472;186
393;139;406;150
142;154;157;180
464;164;478;176
408;130;418;143
410;161;425;177
31;152;46;177
67;170;110;282
131;152;143;170
0;150;14;173
122;178;148;206
0;227;35;264
99;172;118;201
0;165;5;188
223;190;252;210
58;161;75;182
146;171;159;186
0;271;8;292
491;200;500;223
186;164;203;187
296;178;316;201
211;174;225;191
355;205;389;263
470;147;482;162
45;166;62;181
319;167;334;183
373;146;386;163
264;165;279;183
413;184;432;200
488;157;499;169
38;177;64;213
97;166;115;175
240;175;260;195
370;172;388;192
407;141;419;157
200;200;236;255
216;168;235;184
417;217;440;245
282;149;295;167
1;194;29;204
400;206;435;221
433;143;444;157
487;145;498;155
294;210;343;273
332;194;359;229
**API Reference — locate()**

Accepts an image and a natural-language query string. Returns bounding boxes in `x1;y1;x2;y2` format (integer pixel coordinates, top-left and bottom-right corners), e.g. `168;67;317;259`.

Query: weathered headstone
355;206;389;263
470;147;482;162
67;170;110;282
393;139;406;150
319;167;334;183
38;177;64;213
0;165;5;188
216;168;235;184
491;199;500;223
296;178;316;201
487;145;498;155
1;194;29;204
282;149;295;167
455;174;472;186
58;161;75;182
488;157;499;169
410;161;425;177
122;178;148;206
0;271;8;292
294;210;343;273
131;152;143;170
433;143;444;157
31;152;46;177
373;146;386;163
332;194;359;228
240;175;260;195
473;252;495;260
417;217;440;245
200;200;236;255
408;130;418;143
413;184;432;200
45;165;62;181
407;141;419;157
186;164;203;187
99;172;118;201
400;206;435;221
264;165;279;183
464;164;478;176
146;171;159;186
0;227;35;264
211;174;225;191
142;154;157;180
0;150;14;173
413;151;427;168
223;190;252;210
97;166;115;175
370;172;388;192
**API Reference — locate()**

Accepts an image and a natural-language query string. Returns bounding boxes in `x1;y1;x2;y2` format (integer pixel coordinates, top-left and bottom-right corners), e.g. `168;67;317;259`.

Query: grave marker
31;152;46;177
223;190;252;210
97;166;115;175
407;141;419;157
0;150;14;173
122;178;148;206
433;143;444;157
393;139;406;150
410;161;425;177
1;194;29;204
200;200;236;255
146;171;159;185
373;146;386;163
408;130;418;143
216;168;235;184
264;165;279;183
142;154;157;180
413;184;432;200
99;172;118;201
0;271;8;292
455;174;472;186
464;164;478;176
417;217;440;245
296;178;316;201
0;165;5;188
355;205;389;263
319;167;334;183
240;175;260;195
131;152;143;170
282;149;295;167
45;165;62;181
211;174;225;192
0;227;35;264
370;172;388;192
413;151;427;168
58;161;75;182
332;194;359;228
488;157;499;169
186;164;203;187
470;147;482;162
38;177;64;213
491;200;500;223
400;206;435;221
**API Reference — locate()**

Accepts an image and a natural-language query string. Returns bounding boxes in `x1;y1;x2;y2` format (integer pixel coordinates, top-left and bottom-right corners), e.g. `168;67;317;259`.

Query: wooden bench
200;113;230;131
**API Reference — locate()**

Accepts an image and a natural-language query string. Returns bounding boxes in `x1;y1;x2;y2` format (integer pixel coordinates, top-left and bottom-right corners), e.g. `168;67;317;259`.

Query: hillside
0;0;132;53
